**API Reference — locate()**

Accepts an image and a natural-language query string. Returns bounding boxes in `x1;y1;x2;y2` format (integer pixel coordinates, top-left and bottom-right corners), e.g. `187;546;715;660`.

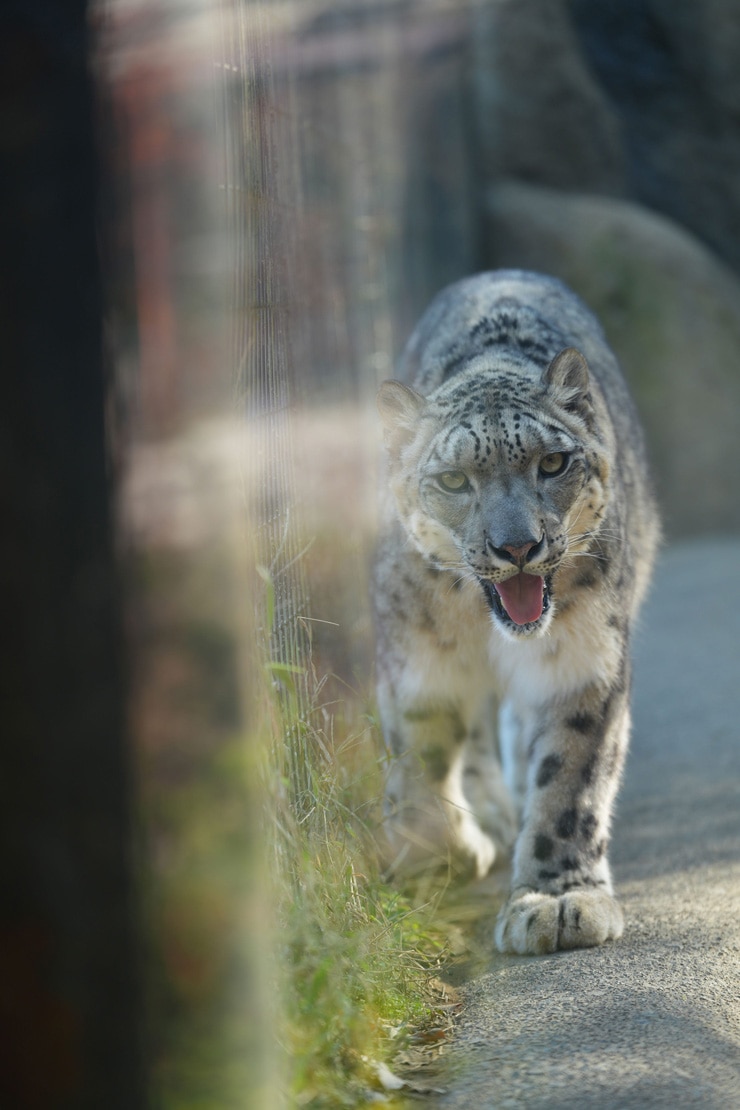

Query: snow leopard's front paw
494;888;624;954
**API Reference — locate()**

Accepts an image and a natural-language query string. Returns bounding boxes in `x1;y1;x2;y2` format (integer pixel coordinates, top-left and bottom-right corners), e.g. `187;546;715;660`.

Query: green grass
267;695;453;1108
252;508;459;1105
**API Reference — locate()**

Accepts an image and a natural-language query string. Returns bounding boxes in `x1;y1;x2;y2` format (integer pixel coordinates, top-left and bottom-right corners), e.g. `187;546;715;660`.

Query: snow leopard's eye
436;470;470;492
539;452;569;477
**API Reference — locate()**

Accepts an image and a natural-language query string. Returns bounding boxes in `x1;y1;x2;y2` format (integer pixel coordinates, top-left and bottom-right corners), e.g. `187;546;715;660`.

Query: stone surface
569;0;740;274
470;0;625;196
472;0;740;275
485;182;740;537
426;537;740;1108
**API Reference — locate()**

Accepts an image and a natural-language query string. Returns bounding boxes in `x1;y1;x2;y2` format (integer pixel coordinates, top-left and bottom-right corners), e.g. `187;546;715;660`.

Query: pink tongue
494;573;544;625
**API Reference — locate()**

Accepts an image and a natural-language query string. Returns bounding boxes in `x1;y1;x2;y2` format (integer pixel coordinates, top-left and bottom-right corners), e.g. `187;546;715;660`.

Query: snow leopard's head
378;348;612;640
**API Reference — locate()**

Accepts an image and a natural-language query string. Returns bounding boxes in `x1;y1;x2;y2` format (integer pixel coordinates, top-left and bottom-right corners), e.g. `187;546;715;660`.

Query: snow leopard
373;270;659;954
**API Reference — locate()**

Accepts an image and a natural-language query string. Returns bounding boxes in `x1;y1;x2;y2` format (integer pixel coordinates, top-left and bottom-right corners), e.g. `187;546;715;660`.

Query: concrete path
427;538;740;1109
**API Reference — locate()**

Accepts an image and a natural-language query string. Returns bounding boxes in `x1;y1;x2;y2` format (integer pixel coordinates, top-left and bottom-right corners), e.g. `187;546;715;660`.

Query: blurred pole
0;2;142;1108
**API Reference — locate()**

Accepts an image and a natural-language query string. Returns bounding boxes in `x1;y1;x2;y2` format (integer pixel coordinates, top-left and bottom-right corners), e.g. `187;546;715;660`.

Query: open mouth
479;572;552;631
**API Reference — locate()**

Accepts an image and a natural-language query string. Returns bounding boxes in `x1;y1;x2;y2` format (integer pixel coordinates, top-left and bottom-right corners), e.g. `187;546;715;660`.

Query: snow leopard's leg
497;698;531;820
495;655;631;954
462;701;518;857
380;686;506;879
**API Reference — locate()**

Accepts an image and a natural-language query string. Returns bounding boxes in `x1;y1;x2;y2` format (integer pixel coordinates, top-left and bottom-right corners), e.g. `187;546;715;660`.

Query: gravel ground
424;537;740;1109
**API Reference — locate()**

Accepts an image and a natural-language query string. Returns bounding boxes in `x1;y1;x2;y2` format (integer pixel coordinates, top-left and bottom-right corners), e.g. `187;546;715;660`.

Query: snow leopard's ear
377;380;426;450
544;348;591;414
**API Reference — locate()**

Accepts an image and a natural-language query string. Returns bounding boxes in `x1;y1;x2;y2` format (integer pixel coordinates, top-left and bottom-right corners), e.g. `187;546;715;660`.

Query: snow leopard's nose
489;537;544;569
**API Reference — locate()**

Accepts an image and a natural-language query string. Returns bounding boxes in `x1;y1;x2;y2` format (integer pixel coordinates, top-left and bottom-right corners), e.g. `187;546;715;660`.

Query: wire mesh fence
221;0;478;816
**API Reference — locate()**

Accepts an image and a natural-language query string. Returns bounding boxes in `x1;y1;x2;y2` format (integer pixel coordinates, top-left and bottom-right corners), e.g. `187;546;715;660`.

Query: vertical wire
225;1;314;811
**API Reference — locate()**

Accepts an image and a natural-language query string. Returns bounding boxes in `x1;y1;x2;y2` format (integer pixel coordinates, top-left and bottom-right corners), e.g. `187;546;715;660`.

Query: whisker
565;549;608;562
446;574;474;596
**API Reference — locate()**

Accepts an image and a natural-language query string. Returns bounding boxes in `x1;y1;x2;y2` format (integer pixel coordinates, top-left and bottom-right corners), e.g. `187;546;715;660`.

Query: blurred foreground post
0;2;141;1107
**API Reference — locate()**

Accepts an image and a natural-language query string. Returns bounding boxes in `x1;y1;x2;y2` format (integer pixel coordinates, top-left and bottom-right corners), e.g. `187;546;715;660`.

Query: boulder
470;0;625;195
472;0;740;276
569;0;740;274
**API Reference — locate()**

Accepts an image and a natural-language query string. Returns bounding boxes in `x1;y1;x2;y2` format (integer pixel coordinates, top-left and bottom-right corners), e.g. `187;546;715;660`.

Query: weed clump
265;681;451;1108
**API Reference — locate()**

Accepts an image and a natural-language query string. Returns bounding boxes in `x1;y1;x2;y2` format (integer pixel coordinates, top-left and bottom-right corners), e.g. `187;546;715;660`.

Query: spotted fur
374;271;659;954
